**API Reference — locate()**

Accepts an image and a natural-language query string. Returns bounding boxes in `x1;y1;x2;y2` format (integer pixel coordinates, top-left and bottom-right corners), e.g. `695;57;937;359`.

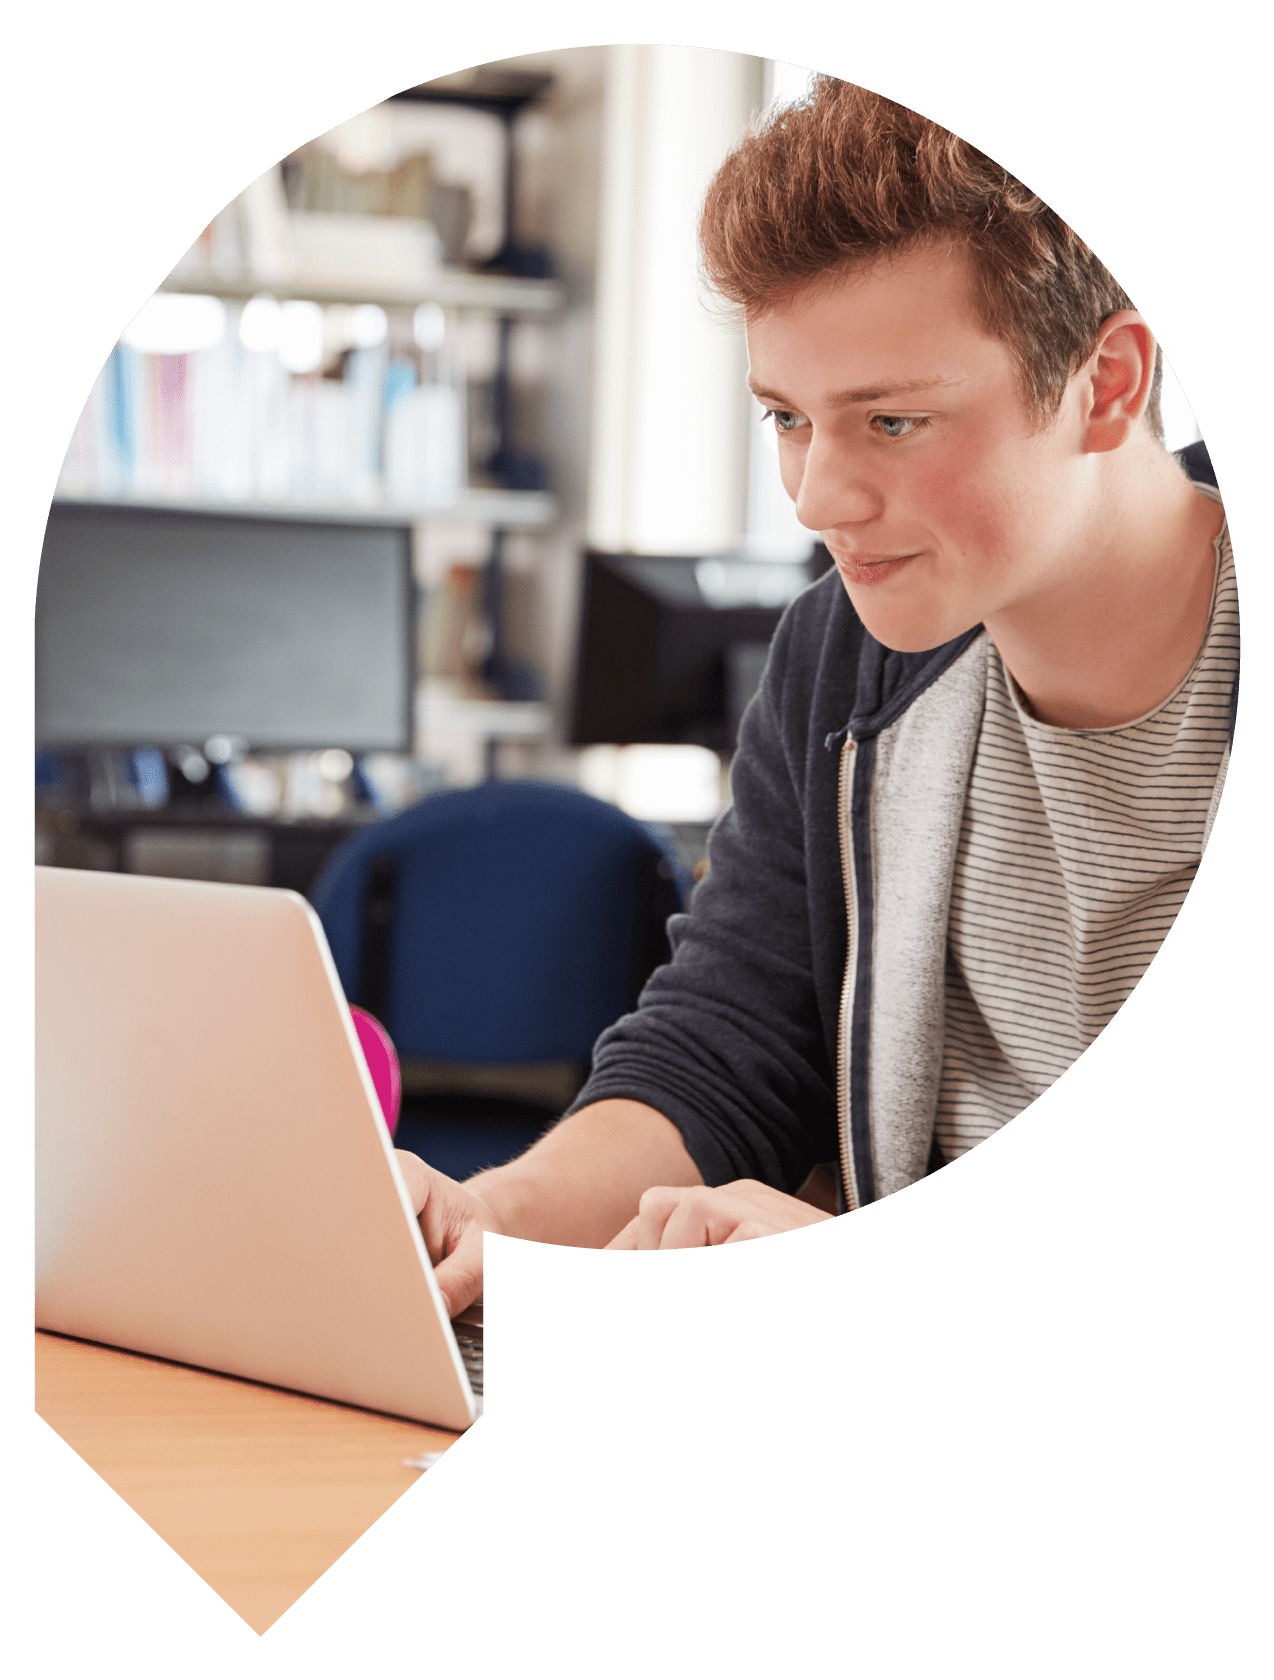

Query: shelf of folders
55;264;562;523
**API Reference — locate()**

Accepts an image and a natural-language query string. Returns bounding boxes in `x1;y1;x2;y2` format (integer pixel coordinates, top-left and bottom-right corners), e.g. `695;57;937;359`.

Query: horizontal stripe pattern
935;509;1237;1161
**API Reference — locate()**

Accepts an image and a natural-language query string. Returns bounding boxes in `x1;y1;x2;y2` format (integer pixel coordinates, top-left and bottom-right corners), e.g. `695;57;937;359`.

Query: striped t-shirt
934;497;1237;1162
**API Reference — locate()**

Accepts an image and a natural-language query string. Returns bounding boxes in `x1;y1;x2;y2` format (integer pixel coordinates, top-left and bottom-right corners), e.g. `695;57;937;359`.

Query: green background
9;6;1270;1673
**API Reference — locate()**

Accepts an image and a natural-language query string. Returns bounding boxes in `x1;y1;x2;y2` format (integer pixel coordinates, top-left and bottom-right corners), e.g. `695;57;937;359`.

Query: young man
397;79;1236;1317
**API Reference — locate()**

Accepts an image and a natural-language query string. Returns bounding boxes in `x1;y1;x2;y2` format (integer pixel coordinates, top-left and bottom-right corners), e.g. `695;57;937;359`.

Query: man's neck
985;447;1224;730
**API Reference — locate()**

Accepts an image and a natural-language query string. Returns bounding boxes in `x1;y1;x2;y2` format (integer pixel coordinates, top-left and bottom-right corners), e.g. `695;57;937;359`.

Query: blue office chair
309;780;688;1180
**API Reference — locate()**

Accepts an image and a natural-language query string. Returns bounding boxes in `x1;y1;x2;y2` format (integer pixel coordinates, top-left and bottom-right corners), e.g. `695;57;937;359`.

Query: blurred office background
36;41;1205;893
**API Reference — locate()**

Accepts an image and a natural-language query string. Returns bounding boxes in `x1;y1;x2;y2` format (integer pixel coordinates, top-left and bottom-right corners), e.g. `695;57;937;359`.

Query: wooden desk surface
34;1330;459;1634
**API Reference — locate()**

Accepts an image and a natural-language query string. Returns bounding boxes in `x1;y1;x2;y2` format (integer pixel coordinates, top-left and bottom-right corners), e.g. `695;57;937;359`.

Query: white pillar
588;45;759;555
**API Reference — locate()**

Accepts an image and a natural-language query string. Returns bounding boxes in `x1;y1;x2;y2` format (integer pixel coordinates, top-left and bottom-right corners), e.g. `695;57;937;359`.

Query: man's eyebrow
747;375;962;406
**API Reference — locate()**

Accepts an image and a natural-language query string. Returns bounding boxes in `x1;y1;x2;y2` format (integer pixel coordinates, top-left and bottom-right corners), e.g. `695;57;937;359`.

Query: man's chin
840;581;979;654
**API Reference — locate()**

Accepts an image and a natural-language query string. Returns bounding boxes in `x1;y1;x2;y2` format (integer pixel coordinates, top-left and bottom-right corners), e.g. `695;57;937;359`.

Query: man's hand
394;1150;502;1318
605;1178;833;1249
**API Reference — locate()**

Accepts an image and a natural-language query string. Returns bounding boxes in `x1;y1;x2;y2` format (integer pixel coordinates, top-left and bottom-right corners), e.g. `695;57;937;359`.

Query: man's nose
793;431;883;531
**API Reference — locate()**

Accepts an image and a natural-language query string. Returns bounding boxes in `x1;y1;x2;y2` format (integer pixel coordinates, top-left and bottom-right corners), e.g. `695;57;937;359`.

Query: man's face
746;244;1090;653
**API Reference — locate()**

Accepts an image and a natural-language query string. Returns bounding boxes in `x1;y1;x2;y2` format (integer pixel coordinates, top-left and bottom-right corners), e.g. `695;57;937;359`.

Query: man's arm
467;1098;703;1246
395;1098;702;1315
396;1101;830;1316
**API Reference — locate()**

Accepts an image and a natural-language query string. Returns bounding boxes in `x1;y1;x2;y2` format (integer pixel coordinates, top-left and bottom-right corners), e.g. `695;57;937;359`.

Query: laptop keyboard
453;1322;483;1399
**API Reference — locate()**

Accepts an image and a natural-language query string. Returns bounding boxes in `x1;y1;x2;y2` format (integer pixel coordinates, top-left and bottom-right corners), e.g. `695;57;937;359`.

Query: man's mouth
830;550;920;587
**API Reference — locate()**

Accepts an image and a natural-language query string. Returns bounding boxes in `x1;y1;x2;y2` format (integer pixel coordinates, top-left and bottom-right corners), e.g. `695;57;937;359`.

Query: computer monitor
569;548;824;752
36;503;415;754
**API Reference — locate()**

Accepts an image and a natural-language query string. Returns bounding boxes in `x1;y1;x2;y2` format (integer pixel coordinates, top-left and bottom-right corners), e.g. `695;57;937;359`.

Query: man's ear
1080;310;1156;454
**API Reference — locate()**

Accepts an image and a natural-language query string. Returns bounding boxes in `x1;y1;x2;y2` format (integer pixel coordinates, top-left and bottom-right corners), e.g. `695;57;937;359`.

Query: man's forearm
464;1099;703;1249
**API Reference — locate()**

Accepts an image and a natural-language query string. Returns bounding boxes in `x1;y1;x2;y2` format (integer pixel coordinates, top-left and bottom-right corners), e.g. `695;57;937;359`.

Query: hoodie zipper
836;733;859;1212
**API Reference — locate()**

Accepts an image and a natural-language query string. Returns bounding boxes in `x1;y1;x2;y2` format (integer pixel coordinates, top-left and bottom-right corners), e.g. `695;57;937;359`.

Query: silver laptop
35;864;480;1432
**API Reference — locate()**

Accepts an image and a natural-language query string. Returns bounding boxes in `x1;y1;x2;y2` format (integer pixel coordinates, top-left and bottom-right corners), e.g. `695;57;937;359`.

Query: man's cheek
925;473;1014;565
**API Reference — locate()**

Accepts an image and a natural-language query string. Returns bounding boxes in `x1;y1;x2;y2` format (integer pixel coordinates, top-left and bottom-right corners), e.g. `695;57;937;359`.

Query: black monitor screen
36;504;414;752
570;549;819;751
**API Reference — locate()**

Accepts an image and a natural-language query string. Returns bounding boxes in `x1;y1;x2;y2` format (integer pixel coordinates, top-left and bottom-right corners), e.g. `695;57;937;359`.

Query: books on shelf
58;330;468;512
384;384;463;504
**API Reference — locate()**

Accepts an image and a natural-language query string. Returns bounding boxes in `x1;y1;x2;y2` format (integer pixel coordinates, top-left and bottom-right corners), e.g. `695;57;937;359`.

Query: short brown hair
700;78;1163;439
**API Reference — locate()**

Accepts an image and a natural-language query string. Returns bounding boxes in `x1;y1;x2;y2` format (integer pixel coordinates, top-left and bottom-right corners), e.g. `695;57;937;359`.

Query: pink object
350;1006;402;1137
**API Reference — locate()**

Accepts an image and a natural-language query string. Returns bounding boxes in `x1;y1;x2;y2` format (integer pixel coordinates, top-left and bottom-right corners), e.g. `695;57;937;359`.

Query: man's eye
762;408;805;433
872;415;926;439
